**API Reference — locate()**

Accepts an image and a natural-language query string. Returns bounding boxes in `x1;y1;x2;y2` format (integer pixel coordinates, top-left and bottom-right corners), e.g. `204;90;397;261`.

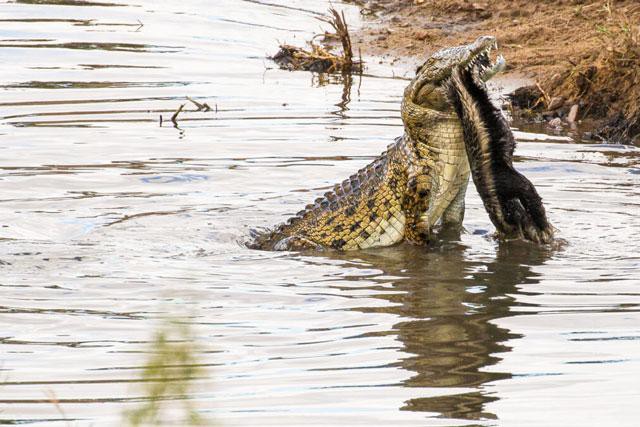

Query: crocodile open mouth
472;42;506;82
407;36;506;111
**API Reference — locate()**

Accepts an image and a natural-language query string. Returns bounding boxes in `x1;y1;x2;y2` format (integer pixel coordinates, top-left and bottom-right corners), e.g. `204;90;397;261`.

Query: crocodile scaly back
249;138;411;251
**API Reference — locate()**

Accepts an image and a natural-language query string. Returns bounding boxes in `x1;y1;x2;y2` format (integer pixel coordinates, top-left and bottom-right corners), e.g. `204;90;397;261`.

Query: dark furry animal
446;63;554;243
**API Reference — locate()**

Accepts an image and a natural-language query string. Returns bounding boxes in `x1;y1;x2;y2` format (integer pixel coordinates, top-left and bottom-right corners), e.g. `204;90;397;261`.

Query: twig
104;210;188;227
187;96;210;111
319;8;355;70
171;103;184;126
535;82;551;107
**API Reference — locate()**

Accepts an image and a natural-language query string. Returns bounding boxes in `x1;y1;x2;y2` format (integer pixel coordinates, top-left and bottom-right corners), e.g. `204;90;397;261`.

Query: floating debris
271;8;363;74
159;97;215;128
187;96;212;112
170;103;184;127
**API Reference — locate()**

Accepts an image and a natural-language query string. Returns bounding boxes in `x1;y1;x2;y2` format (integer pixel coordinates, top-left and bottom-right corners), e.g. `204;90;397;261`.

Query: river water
1;1;640;426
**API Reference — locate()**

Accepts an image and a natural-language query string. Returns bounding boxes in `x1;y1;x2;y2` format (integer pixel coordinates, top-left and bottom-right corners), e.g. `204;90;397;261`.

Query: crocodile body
250;36;506;251
250;112;469;251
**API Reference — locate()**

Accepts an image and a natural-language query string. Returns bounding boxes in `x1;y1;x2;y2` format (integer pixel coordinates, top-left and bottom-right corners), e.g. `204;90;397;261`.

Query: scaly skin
250;36;504;251
251;115;468;251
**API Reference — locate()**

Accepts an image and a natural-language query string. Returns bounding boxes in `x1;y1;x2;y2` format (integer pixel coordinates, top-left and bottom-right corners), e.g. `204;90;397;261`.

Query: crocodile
446;61;554;243
249;36;508;251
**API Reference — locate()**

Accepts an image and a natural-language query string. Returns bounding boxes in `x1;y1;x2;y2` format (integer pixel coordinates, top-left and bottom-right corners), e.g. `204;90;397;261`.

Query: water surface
1;1;640;426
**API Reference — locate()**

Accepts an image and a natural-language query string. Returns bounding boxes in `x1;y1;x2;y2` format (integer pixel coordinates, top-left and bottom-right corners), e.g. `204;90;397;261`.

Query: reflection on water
323;239;552;421
13;0;127;7
0;42;178;52
1;0;640;426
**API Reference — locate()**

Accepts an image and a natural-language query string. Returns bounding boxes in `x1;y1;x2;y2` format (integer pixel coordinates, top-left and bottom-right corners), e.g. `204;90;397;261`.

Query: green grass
125;319;212;426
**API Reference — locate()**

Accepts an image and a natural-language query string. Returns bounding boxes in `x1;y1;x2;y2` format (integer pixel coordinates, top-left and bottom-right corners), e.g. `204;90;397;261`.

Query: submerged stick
171;103;184;126
186;96;212;112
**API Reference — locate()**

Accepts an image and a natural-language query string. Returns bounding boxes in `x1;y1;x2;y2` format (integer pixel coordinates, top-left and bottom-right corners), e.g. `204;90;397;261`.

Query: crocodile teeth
462;46;503;80
481;54;506;81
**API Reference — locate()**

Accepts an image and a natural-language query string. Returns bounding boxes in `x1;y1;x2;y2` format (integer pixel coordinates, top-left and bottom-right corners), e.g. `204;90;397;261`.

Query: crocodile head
403;36;505;114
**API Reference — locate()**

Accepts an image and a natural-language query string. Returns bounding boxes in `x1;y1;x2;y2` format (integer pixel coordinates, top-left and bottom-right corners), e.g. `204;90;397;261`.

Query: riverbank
347;0;640;144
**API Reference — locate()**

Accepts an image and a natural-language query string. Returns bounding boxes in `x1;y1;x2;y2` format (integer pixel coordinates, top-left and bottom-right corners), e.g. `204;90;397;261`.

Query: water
1;1;640;425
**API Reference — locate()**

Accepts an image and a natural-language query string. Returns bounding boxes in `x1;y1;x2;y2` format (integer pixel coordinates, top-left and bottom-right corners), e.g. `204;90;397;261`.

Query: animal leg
441;178;468;231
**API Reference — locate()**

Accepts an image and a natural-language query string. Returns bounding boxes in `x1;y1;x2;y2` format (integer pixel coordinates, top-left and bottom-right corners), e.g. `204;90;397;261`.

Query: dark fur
447;67;553;243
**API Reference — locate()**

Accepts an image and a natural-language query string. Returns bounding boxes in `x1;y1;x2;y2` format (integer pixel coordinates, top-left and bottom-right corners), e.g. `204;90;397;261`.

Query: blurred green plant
125;319;212;426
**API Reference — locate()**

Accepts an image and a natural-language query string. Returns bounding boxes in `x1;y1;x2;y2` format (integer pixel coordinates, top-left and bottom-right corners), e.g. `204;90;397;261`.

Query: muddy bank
348;0;640;144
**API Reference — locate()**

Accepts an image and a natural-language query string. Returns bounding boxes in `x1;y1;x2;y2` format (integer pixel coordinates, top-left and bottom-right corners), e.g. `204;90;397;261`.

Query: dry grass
544;2;640;141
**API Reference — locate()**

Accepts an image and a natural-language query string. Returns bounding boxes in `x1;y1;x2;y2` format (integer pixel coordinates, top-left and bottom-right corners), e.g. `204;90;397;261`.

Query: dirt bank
348;0;640;144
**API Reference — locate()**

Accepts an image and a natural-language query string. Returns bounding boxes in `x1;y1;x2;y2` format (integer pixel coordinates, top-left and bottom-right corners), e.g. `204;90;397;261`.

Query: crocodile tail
247;140;402;251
